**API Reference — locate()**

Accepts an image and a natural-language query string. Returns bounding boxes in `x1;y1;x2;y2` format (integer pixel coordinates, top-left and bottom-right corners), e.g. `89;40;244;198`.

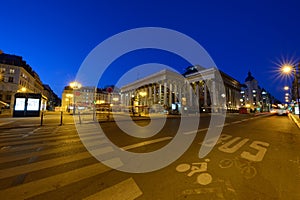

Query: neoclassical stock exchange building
120;65;242;114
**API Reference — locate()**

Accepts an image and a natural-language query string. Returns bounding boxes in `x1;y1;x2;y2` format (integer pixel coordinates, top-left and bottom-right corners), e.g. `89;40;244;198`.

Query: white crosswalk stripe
0;124;145;199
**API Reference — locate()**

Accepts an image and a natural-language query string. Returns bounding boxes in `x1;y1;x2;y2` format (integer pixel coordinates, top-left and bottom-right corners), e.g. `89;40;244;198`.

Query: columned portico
121;68;241;114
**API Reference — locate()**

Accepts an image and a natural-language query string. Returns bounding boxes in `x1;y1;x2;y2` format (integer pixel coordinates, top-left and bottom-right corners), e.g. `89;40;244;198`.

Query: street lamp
281;63;300;118
284;86;289;91
69;81;82;115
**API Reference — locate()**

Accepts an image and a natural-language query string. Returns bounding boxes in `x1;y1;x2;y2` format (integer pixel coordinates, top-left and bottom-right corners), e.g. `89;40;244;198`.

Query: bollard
60;111;63;126
40;112;44;126
78;111;81;124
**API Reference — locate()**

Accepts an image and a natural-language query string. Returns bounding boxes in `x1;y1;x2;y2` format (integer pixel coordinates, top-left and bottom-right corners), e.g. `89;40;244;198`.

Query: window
6;95;11;101
0;94;2;100
9;69;15;74
21;73;27;79
0;68;5;73
8;77;14;83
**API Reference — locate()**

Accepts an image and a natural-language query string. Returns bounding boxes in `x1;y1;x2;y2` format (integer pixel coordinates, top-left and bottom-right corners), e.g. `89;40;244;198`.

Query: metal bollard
78;111;81;124
60;111;63;126
40;112;44;126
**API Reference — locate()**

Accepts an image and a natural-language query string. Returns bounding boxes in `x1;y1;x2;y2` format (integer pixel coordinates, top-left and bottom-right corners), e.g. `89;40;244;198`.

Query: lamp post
69;81;82;115
281;63;300;118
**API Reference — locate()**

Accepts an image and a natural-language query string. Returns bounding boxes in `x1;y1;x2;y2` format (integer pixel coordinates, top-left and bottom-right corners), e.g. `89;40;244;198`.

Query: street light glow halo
281;64;293;74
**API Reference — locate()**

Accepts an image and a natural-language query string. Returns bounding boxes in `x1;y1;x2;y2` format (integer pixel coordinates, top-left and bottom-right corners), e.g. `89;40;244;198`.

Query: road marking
0;138;81;152
0;146;114;179
240;141;269;162
0;159;122;200
0;121;14;126
289;114;300;129
183;128;208;135
83;178;143;200
0;132;101;147
183;130;197;135
0;139;108;164
231;121;242;124
198;128;209;132
122;136;172;150
218;137;250;154
216;123;229;128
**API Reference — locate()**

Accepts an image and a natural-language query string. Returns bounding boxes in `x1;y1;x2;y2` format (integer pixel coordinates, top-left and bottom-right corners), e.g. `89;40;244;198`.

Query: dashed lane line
121;136;172;151
231;121;242;124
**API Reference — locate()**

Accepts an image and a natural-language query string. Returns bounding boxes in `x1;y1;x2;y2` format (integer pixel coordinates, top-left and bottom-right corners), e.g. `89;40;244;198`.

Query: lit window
252;90;256;93
241;91;245;94
9;69;15;74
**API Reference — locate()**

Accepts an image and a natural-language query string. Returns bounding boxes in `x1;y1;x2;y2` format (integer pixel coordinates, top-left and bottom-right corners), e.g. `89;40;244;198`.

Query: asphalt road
0;113;299;199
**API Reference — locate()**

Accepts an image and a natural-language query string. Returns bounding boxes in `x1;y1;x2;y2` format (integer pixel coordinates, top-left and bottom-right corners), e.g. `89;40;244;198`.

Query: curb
288;113;300;129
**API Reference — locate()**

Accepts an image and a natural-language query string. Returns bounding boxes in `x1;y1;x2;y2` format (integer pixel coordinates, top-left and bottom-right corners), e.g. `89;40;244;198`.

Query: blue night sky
1;0;300;102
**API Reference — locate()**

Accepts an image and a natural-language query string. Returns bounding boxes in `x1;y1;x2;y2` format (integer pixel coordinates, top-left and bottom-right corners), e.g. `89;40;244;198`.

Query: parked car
277;108;289;116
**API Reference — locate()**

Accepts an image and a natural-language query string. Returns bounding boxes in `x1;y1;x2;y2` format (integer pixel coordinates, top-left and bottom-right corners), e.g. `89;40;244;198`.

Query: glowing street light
280;63;300;118
281;64;293;74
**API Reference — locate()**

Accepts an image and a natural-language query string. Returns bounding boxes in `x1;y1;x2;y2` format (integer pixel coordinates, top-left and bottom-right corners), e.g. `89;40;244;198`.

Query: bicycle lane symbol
176;159;213;185
219;156;257;179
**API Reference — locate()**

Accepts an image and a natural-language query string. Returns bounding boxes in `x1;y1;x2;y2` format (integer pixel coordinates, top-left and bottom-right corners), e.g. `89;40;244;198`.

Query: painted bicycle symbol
176;159;212;185
219;156;257;179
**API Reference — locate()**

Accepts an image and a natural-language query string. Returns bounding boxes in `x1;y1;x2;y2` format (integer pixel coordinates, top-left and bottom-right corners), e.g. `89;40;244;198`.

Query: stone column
159;84;162;104
153;83;156;104
204;81;208;107
196;82;199;108
164;82;167;105
174;83;178;102
189;83;193;106
149;85;152;106
169;83;172;106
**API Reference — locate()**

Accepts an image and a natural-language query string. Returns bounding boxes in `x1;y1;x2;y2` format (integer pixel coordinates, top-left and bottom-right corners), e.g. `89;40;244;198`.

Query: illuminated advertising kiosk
13;93;42;117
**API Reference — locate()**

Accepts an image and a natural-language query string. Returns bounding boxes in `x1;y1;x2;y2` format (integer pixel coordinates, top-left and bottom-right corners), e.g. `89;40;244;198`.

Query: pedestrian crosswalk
0;124;143;200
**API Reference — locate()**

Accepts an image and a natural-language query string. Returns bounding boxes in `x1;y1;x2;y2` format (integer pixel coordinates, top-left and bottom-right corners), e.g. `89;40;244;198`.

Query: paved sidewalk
289;113;300;129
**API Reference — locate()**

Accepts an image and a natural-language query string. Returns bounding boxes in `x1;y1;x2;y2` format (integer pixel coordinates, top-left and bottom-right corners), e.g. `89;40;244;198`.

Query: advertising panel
27;98;40;111
14;98;26;111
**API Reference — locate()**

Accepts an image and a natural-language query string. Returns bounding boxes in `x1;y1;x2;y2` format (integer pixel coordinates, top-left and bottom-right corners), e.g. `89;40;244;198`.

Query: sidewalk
288;113;300;129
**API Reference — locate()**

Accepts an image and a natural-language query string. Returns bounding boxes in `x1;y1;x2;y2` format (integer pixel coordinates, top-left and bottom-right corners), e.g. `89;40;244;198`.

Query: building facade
120;67;242;114
0;52;49;114
61;85;120;113
43;84;61;111
240;71;274;112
